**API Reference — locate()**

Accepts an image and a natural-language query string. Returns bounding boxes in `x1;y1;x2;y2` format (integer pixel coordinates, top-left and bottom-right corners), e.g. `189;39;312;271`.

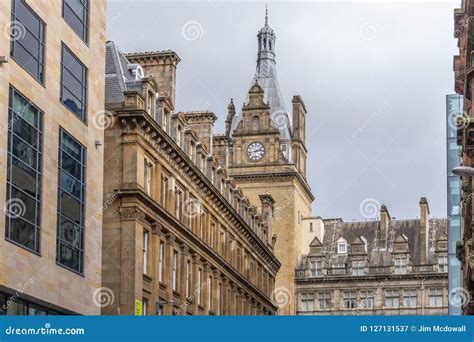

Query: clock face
246;142;265;161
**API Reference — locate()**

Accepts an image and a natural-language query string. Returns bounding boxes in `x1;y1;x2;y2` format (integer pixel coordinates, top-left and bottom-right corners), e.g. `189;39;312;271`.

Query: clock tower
227;8;314;315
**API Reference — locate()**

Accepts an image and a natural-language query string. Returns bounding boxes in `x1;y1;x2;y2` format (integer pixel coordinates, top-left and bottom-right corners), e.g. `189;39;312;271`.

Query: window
158;241;164;282
57;129;85;273
309;260;322;277
198;268;203;306
428;288;443;307
144;160;152;195
172;250;178;292
161;174;169;207
208;275;212;311
438;256;448;273
337;237;347;254
147;91;154;114
252;116;260;132
309;222;313;232
186;259;192;298
210;223;216;248
402;289;417;308
10;0;45;83
352;260;365;276
301;292;315;311
62;0;89;42
385;290;400;308
60;44;88;122
142;230;149;274
332;263;346;275
394;258;407;275
162;111;168;133
176;126;182;146
5;87;43;253
359;290;374;309
220;228;226;257
342;291;357;309
142;298;148;316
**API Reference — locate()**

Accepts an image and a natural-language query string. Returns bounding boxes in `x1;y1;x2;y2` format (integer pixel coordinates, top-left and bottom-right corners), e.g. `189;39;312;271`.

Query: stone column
163;232;175;315
150;222;163;315
179;244;189;315
213;269;220;314
202;261;211;315
190;253;199;315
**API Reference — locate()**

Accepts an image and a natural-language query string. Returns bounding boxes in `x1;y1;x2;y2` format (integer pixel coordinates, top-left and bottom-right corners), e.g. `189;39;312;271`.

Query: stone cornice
295;272;448;284
116;110;280;271
231;171;315;202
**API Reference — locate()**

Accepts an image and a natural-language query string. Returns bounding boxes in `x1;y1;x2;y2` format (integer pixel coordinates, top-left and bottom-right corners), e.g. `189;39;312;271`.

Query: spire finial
265;4;268;25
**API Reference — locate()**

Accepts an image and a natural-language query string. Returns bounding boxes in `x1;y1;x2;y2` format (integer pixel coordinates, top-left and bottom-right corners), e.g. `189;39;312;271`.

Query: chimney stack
419;197;430;264
380;204;391;247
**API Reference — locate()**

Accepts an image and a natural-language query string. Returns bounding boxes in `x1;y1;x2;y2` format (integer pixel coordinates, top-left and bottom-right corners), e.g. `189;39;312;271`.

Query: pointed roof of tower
231;7;292;141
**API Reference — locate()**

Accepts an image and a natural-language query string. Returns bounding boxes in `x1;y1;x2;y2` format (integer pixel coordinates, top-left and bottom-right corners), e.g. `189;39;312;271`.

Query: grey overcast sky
107;0;459;221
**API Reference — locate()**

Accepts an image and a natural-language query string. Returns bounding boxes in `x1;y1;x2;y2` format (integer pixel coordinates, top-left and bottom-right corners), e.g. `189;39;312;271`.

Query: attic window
252;116;260;131
337;238;347;254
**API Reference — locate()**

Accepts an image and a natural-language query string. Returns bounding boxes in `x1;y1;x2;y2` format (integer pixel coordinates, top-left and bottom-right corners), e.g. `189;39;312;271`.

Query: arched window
252;116;260;132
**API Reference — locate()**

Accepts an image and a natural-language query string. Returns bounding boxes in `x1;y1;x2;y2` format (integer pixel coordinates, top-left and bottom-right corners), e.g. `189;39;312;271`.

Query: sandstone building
225;9;314;315
101;41;280;315
295;199;448;315
0;0;106;315
453;0;474;314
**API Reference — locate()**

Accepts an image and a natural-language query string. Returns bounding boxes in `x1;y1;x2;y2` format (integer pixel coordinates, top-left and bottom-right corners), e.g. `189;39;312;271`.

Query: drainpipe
421;278;425;315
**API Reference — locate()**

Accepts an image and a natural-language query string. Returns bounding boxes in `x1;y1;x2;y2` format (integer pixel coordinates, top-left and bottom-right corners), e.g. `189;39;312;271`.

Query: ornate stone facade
295;199;448;315
453;0;474;315
101;42;280;315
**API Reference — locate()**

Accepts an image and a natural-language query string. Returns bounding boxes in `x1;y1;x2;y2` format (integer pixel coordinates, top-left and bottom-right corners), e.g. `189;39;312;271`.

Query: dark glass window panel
10;159;37;197
60;45;87;121
7;218;36;250
63;0;88;42
61;88;84;119
57;129;85;273
28;306;47;316
60;191;81;224
9;187;37;224
61;132;82;161
12;134;37;169
61;151;82;180
10;0;45;83
6;300;27;315
57;242;81;272
6;87;42;253
60;170;82;198
58;218;82;248
12;114;38;147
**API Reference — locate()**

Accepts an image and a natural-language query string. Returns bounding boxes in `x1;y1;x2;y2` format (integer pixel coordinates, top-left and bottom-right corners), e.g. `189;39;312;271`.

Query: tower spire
265;4;268;26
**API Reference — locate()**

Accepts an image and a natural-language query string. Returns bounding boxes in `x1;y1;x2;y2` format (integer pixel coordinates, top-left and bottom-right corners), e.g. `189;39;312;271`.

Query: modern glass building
446;94;463;315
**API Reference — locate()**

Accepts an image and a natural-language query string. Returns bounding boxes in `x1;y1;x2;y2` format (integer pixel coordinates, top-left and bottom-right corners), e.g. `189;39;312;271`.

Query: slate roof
318;217;447;266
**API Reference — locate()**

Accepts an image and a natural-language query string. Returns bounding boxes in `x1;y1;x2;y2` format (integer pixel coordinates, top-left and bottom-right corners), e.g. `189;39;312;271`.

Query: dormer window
438;256;448;273
337;237;347;254
147;91;154;114
176;126;182;146
394;257;407;275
